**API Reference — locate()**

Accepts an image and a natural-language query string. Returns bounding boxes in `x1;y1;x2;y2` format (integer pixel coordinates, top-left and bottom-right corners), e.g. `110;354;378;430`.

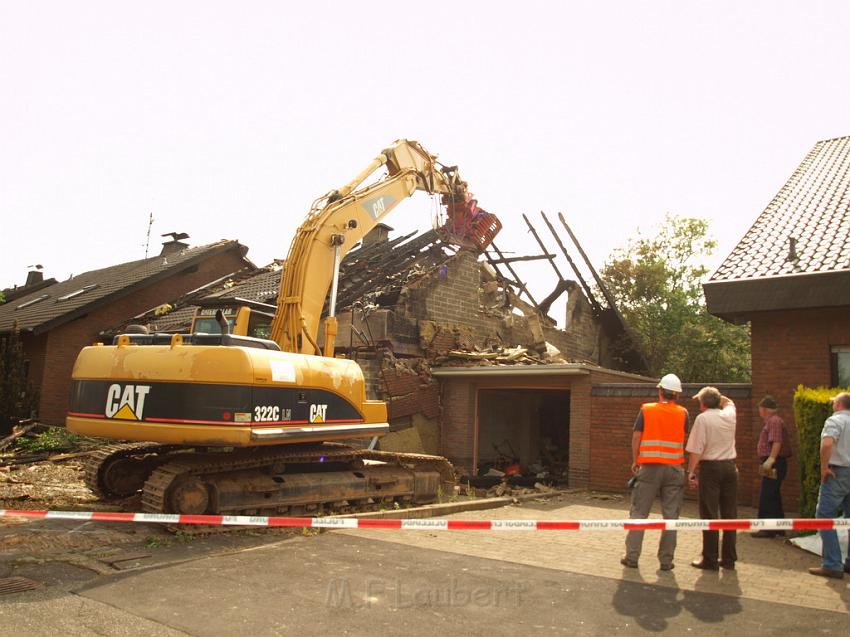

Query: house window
57;284;98;301
15;294;49;310
831;346;850;387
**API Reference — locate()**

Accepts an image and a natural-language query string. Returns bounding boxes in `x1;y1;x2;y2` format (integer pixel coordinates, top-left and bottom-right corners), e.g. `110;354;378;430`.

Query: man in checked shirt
751;395;793;538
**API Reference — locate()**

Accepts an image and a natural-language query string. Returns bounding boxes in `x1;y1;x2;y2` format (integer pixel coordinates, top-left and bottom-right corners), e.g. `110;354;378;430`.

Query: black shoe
691;559;719;570
809;567;844;579
720;560;736;570
750;530;775;538
844;564;850;574
659;563;674;571
620;556;638;568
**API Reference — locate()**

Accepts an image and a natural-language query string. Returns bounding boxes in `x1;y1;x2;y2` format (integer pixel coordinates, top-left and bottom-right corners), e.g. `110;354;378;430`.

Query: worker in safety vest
621;373;690;570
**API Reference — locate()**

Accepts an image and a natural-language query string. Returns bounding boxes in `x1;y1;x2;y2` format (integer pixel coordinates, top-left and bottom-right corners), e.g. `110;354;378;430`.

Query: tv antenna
144;212;155;258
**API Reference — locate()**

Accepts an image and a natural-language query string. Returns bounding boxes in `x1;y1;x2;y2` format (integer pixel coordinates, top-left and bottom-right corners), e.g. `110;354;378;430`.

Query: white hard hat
657;373;683;393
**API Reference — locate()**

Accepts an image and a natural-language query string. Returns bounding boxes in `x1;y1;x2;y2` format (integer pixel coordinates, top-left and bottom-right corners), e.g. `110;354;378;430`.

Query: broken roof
0;240;251;335
114;230;458;334
705;135;850;320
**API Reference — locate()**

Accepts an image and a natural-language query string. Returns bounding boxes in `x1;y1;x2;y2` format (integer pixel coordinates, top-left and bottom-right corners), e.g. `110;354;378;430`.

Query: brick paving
342;492;850;614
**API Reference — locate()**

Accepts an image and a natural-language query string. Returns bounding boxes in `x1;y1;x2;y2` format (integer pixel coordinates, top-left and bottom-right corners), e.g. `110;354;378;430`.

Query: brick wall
34;249;249;425
416;251;491;333
589;383;757;505
749;306;850;510
351;351;383;400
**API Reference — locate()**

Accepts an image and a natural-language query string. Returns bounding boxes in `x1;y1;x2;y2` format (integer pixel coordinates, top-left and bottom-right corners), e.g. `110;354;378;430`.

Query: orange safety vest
637;402;687;465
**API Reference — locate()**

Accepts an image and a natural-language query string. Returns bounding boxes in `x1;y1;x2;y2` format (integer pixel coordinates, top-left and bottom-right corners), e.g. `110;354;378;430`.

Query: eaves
704;269;850;323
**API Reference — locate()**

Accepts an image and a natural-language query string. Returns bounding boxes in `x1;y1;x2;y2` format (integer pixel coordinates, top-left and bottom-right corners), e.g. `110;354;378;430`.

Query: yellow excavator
66;140;500;516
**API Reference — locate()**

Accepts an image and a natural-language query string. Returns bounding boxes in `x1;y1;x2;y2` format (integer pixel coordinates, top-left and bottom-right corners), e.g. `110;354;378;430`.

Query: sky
2;1;849;324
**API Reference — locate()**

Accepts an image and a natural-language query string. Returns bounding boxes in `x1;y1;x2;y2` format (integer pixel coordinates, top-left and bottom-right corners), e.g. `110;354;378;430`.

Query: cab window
193;317;235;334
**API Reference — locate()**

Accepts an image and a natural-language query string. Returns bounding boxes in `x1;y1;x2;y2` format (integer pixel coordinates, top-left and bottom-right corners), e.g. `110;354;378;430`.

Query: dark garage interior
475;388;571;485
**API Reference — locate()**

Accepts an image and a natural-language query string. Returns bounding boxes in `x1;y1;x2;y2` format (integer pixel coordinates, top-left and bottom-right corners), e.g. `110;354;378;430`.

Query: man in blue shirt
809;391;850;579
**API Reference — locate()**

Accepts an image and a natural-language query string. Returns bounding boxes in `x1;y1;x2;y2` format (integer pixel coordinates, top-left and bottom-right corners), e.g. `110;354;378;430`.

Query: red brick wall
440;379;477;472
34;250;249;425
589;384;757;505
749;306;850;511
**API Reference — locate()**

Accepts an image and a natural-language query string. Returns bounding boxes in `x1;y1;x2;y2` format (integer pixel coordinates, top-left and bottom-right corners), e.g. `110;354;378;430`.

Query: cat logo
105;384;151;421
309;404;328;423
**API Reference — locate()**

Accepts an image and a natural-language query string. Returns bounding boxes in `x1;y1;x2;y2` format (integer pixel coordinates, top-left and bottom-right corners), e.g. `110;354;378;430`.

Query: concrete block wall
413;252;491;333
401;251;607;364
351;351;383;400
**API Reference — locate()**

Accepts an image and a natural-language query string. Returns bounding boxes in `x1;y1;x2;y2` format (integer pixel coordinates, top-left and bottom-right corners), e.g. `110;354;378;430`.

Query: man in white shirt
686;386;738;570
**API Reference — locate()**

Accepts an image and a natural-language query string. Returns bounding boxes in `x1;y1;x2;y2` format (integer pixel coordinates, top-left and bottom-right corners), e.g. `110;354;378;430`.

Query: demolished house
112;216;651;489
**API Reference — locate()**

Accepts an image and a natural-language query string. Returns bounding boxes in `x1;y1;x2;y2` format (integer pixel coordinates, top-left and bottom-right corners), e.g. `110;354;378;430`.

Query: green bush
13;427;86;454
793;385;848;518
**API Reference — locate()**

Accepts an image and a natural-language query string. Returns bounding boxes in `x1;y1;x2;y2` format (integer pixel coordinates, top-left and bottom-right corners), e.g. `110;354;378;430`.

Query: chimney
25;264;44;286
160;232;190;256
362;223;393;248
786;236;798;262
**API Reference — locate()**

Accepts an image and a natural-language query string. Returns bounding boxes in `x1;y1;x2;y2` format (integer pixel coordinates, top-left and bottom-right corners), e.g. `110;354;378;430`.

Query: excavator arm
270;139;499;356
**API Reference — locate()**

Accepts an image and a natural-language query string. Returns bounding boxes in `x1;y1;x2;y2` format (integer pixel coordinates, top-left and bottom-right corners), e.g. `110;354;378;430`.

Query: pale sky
2;1;849;322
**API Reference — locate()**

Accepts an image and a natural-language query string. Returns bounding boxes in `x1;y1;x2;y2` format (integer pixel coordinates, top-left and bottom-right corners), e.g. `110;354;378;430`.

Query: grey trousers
624;463;685;565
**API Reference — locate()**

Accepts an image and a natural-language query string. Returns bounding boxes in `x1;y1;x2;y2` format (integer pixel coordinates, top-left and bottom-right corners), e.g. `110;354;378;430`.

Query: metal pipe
328;243;342;318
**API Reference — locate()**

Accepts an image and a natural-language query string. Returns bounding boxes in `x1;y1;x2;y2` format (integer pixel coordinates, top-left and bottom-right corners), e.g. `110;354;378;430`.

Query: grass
145;536;171;549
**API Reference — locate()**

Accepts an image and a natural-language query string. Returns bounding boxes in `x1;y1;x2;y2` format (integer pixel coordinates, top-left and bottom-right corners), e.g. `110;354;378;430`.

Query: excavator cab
191;299;276;339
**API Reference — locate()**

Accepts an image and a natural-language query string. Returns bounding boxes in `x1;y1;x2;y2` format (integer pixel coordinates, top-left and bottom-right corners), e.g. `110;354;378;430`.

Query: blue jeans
815;465;850;571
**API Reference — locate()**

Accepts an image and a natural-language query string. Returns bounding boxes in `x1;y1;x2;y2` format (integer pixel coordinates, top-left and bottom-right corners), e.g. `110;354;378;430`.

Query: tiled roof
0;241;248;334
203;267;281;305
111;265;282;334
710;136;850;282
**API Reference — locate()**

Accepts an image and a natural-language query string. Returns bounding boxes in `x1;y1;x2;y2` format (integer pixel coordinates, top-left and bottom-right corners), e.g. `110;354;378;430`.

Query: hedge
793;385;849;518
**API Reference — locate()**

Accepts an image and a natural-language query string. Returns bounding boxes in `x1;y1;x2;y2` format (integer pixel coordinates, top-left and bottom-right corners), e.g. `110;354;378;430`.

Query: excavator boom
270;139;499;356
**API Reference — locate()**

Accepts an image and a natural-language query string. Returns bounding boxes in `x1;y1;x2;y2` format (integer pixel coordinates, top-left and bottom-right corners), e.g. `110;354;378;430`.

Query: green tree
0;322;39;436
600;214;750;383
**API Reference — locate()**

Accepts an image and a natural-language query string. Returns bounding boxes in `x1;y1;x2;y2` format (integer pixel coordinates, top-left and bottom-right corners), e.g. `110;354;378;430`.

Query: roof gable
711;136;850;282
705;136;850;320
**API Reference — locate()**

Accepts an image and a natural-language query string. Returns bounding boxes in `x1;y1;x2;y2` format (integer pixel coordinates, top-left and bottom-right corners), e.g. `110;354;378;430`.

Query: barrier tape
1;509;849;531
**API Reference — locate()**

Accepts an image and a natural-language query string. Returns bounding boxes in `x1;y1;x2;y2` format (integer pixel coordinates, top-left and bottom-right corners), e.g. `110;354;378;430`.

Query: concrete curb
337;489;578;520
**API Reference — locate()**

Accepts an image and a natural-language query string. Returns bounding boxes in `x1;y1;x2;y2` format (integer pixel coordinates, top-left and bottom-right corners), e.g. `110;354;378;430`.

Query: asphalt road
0;531;844;636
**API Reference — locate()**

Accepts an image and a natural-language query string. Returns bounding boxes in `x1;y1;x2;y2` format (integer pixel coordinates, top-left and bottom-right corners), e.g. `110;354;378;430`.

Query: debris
0;421;37;452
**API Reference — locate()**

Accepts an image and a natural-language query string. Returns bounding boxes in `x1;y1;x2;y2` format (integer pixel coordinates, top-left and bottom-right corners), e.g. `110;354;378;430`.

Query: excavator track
139;443;455;518
84;442;182;500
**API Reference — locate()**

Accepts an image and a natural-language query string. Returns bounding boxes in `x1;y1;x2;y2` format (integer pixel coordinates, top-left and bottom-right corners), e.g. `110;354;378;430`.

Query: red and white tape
1;509;849;531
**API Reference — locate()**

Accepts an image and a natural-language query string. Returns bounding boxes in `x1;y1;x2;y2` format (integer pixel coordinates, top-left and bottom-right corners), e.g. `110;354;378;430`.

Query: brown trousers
698;459;738;565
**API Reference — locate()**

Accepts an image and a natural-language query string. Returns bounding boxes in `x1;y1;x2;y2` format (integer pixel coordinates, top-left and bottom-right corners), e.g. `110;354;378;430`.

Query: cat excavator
66;140;501;516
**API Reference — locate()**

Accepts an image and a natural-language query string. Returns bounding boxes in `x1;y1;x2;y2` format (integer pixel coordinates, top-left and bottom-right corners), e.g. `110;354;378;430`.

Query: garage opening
475;388;570;486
